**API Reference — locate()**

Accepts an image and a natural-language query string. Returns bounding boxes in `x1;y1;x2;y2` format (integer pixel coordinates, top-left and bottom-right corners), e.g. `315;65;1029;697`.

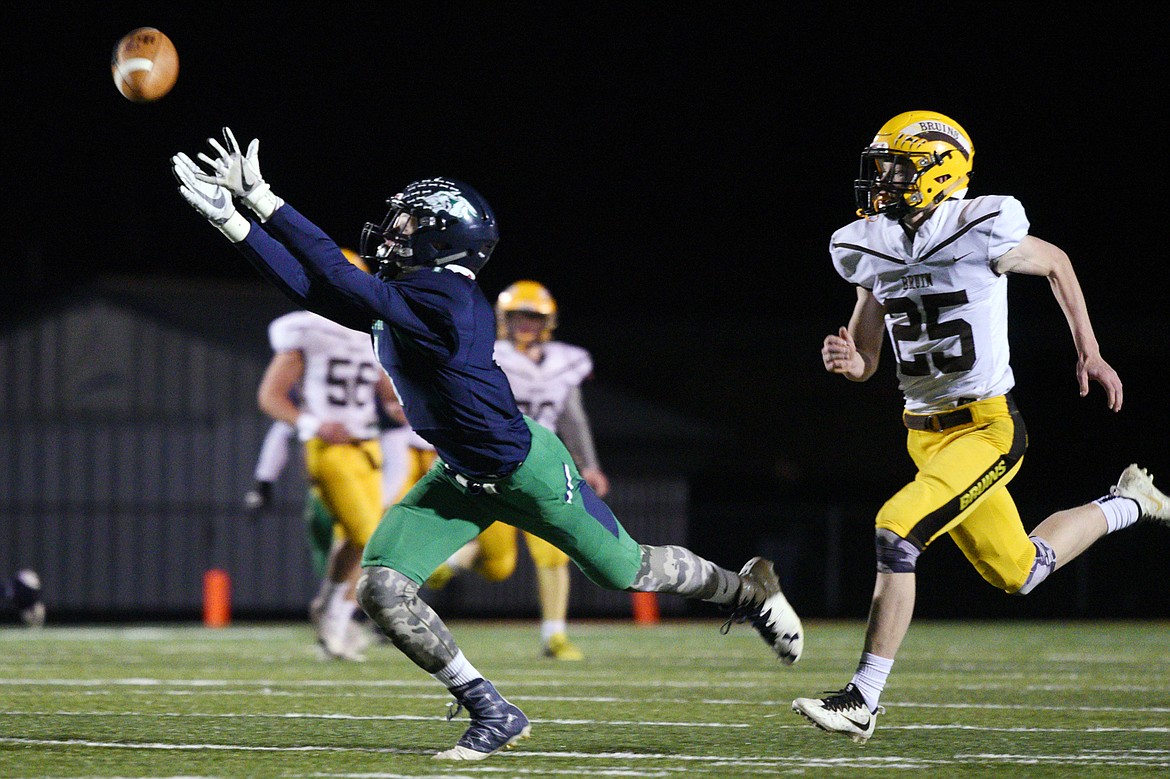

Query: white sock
432;651;482;689
326;582;357;624
850;652;894;713
541;619;566;643
1094;494;1140;533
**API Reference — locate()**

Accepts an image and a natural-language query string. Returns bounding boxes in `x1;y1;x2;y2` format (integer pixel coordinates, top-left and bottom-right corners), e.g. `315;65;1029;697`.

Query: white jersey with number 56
829;195;1030;413
268;311;383;440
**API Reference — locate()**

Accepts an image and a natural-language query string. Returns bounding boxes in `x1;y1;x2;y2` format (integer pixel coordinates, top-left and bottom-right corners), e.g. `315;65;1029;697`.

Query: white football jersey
268;311;383;440
493;340;593;432
830;195;1030;413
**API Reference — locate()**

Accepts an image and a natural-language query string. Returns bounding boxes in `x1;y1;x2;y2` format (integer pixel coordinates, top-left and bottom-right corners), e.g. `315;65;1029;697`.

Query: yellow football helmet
495;280;558;343
855;110;974;219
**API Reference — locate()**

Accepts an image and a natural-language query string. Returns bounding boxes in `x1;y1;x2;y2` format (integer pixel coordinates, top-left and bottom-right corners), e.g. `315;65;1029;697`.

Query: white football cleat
316;609;368;662
721;557;803;665
1111;464;1170;523
792;683;884;744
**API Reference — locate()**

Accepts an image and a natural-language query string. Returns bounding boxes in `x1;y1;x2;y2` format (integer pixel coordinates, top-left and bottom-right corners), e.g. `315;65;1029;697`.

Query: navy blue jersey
235;204;531;479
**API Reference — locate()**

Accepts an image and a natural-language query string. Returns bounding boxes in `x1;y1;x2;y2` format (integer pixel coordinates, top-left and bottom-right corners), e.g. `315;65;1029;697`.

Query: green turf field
1;618;1167;777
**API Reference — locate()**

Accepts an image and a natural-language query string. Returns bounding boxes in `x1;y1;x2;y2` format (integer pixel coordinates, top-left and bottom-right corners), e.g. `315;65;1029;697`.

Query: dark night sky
4;4;1168;495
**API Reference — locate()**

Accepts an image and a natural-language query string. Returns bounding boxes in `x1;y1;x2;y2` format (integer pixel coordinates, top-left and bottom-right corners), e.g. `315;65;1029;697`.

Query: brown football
111;27;179;103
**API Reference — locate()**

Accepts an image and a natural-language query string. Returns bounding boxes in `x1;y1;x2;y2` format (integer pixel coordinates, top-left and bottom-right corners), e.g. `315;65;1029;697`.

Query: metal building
0;278;697;621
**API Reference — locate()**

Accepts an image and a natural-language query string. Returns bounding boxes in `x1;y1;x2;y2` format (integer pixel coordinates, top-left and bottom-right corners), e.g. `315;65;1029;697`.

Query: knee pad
875;528;922;573
1013;536;1056;596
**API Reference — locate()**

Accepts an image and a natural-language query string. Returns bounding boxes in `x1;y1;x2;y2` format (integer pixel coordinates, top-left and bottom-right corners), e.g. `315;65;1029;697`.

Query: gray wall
0;292;689;620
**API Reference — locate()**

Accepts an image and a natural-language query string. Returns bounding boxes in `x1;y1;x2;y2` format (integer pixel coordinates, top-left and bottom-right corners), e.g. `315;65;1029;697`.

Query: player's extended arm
244;419;295;518
257;350;318;438
558;386;609;497
192;127;434;336
994;236;1123;411
172;151;315;304
173;134;373;332
823;286;885;382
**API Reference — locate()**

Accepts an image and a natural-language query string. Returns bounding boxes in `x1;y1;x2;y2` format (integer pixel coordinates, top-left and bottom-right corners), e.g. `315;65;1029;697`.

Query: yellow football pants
304;438;383;547
472;522;570;581
877;394;1036;593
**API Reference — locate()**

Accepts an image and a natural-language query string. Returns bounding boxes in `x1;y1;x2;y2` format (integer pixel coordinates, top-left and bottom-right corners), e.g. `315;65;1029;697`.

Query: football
111;27;179;103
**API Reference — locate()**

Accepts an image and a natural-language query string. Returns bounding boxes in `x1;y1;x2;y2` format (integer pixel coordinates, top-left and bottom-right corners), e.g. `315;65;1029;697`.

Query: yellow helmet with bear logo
855;110;974;219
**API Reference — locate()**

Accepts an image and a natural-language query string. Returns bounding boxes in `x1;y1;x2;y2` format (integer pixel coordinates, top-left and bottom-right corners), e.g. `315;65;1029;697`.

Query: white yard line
2;711;1168;734
1;736;1167;771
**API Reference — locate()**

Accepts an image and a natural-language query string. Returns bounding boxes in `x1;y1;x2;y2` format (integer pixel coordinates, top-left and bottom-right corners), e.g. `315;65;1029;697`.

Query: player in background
245;394;408;581
172;128;803;761
245;409;340;582
792;110;1170;744
245;388;415;650
254;249;401;661
2;569;44;627
425;280;608;661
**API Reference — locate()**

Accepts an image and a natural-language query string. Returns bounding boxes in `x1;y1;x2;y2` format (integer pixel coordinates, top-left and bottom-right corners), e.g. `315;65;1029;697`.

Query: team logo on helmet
899;119;972;159
421;190;479;220
855;110;974;219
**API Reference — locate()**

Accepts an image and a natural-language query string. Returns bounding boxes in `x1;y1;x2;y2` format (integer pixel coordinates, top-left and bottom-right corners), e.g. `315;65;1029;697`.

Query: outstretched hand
171;152;236;225
195;127;267;201
1078;354;1123;412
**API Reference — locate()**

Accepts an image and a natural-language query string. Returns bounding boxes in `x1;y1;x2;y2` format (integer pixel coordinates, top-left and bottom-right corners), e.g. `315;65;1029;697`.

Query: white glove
195;127;284;221
171;152;250;242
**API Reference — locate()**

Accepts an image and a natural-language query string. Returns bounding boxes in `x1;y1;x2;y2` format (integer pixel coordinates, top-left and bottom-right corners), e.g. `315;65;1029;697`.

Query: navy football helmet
360;177;499;277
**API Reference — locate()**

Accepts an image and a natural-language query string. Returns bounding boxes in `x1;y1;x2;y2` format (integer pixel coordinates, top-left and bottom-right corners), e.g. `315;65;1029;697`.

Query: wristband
243;184;285;222
217;211;251;242
296;413;321;441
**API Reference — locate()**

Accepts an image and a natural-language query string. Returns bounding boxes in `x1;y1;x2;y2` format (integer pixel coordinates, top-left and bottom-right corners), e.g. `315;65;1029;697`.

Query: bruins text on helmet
495;280;558;346
855;111;974;220
360;177;499;277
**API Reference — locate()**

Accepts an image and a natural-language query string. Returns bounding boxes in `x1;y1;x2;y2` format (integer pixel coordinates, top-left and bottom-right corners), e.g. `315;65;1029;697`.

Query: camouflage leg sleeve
626;544;739;605
356;565;460;673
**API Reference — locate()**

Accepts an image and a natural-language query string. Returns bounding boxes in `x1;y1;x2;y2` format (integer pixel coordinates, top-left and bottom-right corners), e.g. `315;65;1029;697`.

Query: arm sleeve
260;206;430;332
252;420;295;482
557;385;601;471
234;207;375;332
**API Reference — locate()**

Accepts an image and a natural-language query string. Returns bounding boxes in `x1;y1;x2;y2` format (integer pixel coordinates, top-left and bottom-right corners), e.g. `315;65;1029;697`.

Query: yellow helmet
854;110;974;219
341;247;370;273
495;280;558;343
